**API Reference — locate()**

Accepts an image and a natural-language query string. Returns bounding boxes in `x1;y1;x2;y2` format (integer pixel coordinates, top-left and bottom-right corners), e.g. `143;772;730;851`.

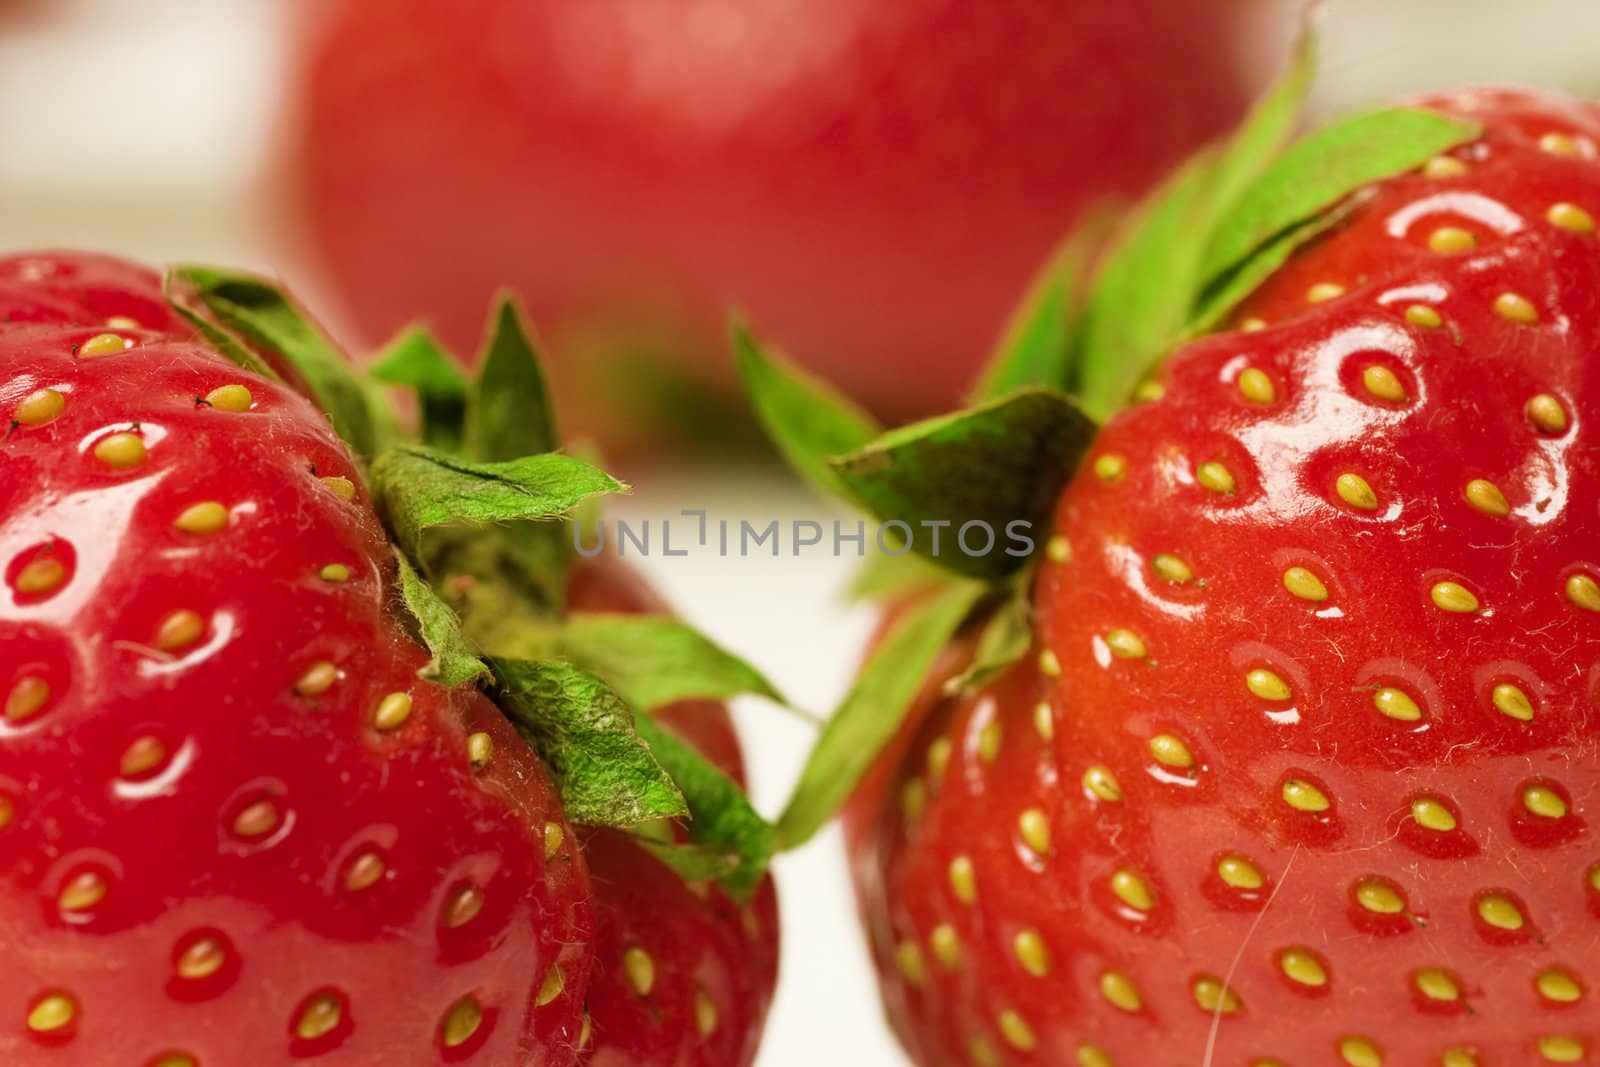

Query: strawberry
282;0;1276;443
741;50;1600;1067
0;251;780;1066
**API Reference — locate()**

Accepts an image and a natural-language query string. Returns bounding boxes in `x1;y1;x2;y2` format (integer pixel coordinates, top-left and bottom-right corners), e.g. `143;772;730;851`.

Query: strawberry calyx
165;265;781;901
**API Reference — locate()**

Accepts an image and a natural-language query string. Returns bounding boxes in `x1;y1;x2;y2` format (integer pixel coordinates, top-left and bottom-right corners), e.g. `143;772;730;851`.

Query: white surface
6;3;1600;1065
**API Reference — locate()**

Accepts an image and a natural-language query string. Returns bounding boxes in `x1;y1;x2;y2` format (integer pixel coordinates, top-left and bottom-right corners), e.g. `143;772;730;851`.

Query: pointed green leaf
733;320;881;498
392;550;487;687
174;265;378;458
1189;209;1344;334
371;444;623;566
466;297;559;461
945;579;1034;693
827;388;1095;580
491;659;688;826
777;579;985;849
370;327;468;449
634;838;742;884
555;613;785;710
163;268;277;379
844;551;953;602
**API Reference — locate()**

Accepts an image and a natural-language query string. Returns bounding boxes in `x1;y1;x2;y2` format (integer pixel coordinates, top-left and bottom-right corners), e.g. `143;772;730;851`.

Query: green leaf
1188;209;1344;334
945;579;1034;693
163;269;278;379
174;265;378;458
492;659;688;826
1199;108;1482;293
371;444;623;566
555;613;785;710
777;579;985;849
466;297;559;461
634;838;742;884
634;713;774;900
844;551;953;602
392;550;487;687
827;388;1095;580
369;327;468;449
733;319;881;498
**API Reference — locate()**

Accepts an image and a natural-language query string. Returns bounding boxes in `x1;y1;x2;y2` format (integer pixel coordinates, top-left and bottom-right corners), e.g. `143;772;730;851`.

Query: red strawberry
0;251;777;1067
834;88;1600;1067
283;0;1274;440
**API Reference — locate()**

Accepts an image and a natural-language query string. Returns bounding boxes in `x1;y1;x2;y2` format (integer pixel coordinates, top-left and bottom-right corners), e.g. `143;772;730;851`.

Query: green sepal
844;550;954;603
827;388;1096;580
164;269;280;380
173;265;379;458
466;296;560;461
554;613;786;711
732;320;881;498
392;550;487;687
491;659;689;826
370;443;623;567
369;327;469;449
635;837;742;884
944;576;1034;693
776;579;985;849
1188;209;1344;334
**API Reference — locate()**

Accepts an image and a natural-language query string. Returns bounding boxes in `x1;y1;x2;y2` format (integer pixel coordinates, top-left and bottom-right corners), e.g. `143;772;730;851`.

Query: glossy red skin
849;91;1600;1066
286;0;1265;429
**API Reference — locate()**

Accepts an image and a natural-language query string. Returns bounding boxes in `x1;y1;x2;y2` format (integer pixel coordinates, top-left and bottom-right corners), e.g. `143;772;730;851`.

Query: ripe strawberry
283;0;1274;440
758;85;1600;1066
0;251;778;1067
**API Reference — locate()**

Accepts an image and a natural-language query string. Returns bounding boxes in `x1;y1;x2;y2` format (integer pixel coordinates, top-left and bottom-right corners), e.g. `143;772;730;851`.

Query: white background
4;2;1600;1064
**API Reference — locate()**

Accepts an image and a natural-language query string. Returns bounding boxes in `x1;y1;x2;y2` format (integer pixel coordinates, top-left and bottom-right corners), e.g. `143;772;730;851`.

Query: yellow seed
343;851;385;892
1428;226;1477;254
104;315;141;330
7;676;50;722
1093;453;1127;482
1464;479;1510;516
1405;304;1444;328
1548;202;1596;233
1523;784;1569;819
543;821;565;860
1247;668;1291;701
0;795;14;831
1477;893;1524;930
296;994;343;1041
1217;854;1264;890
1110;869;1153;912
1540;132;1581;156
948;855;977;904
13;556;66;595
623;946;655;996
1538;968;1583;1003
1442;1049;1479;1067
1148;733;1194;769
1361;364;1408;402
155;609;205;652
1414;968;1460;1001
1430;581;1480;613
441;997;483;1048
1374;687;1422;722
1356;880;1405;914
1105;628;1147;659
1018;809;1051;855
1192;976;1241;1013
578;1013;592;1049
1424;155;1469;177
895;941;926;986
1077;1044;1114;1067
467;732;493;769
1494;292;1539;324
373;691;413;732
152;1054;196;1067
1032;700;1053;741
1133;379;1165;403
232;799;280;838
901;779;926;820
1492;682;1535;721
1046;535;1071;563
443;885;484;929
78;332;128;357
1335;472;1378;510
1151;553;1193;583
1238;367;1277;404
1282;566;1328;602
1038;649;1061;677
319;563;350;583
977;721;1002;764
14;387;65;425
1082;765;1122;803
1412;797;1458;832
927;737;953;779
1566;573;1600;612
204;384;253;411
1013;930;1050;977
1308;282;1346;303
1526;393;1570;434
1340;1036;1383;1067
536;964;565;1006
26;993;76;1033
694;990;718;1037
1099;971;1142;1012
93;431;146;468
174;500;230;535
1279;948;1327;987
322;475;357;500
929;924;961;970
1196;461;1236;494
58;871;107;912
1539;1036;1586;1063
1283;778;1330;813
969;1036;1002;1067
293;661;338;697
176;936;226;980
1239;316;1267;332
996;1009;1035;1051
